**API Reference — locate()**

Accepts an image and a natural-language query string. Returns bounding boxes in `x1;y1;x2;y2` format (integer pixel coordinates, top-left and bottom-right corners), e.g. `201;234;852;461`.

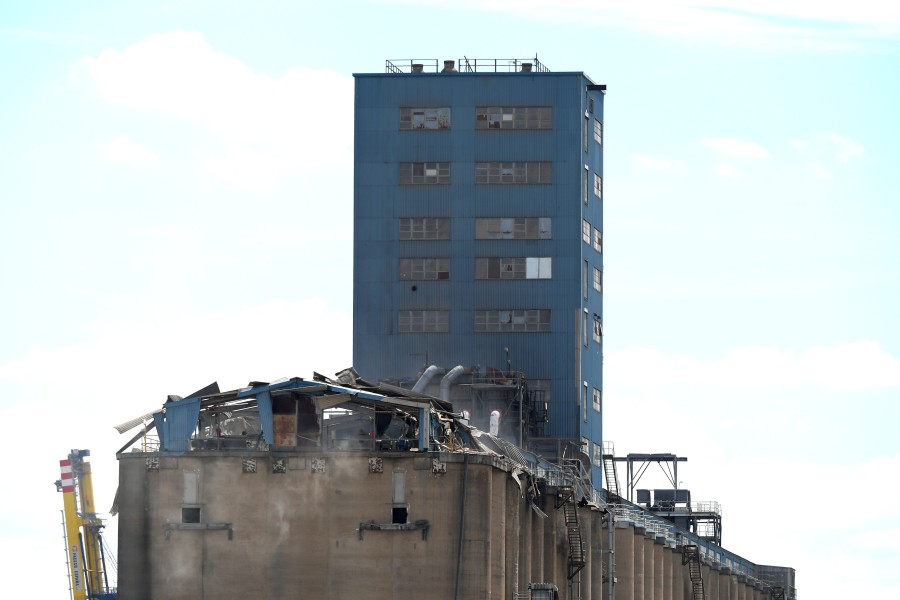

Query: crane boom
56;449;117;600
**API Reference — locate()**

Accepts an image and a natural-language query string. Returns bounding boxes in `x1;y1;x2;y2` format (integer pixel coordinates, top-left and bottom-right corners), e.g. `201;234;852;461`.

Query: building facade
353;58;605;483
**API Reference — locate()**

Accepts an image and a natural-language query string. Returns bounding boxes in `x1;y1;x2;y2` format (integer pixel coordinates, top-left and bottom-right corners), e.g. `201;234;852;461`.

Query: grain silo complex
112;58;796;600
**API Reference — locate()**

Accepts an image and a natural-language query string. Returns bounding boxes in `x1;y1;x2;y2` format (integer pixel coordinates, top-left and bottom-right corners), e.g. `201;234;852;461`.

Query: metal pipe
412;365;445;394
440;365;467;401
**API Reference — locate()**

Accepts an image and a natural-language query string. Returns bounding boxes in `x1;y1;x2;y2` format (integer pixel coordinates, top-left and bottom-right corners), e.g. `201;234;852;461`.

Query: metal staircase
601;442;620;500
682;544;705;600
556;485;586;600
557;486;586;579
771;586;786;600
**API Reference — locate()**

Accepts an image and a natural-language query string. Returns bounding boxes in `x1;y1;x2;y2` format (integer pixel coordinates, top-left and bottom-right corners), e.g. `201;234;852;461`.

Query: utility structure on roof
353;57;606;485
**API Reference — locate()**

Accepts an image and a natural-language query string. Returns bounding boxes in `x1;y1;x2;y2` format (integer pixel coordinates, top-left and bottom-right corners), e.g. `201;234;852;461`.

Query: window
399;218;450;241
182;507;201;524
584;261;589;300
593;228;602;253
593;315;602;343
475;162;551;184
476;257;551;279
399;258;449;280
475;106;552;130
582;220;591;244
584;114;590;153
399;310;449;333
594;174;602;199
594;118;602;145
400;107;451;130
593;388;602;413
583;310;589;347
584;166;590;204
474;310;550;332
392;471;408;523
593;442;602;467
593;267;602;293
475;217;551;240
589;97;595;114
400;162;450;185
583;382;588;422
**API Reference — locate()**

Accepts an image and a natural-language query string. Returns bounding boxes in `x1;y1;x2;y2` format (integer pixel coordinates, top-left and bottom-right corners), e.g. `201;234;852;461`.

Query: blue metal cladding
158;397;201;454
353;70;605;485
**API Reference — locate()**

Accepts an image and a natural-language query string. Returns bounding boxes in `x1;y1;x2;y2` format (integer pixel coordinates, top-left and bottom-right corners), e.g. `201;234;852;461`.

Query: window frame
399;217;450;241
399;162;450;185
398;310;450;333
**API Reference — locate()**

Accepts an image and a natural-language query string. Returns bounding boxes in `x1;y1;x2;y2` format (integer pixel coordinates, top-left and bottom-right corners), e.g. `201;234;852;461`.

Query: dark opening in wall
392;507;408;524
182;507;201;524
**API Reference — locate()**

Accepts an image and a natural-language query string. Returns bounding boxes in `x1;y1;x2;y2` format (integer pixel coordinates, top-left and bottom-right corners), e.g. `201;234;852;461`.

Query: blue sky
1;1;898;597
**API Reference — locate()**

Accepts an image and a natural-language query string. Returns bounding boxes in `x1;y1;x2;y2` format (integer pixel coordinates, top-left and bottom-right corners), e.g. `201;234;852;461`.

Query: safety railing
385;57;549;74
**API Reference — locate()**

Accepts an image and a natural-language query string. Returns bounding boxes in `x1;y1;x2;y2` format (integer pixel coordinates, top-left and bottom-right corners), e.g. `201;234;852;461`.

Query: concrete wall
117;451;775;600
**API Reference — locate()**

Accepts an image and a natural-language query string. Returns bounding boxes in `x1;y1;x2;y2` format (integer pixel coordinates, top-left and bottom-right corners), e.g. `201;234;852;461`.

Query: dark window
475;217;551;240
182;507;201;524
475;106;552;130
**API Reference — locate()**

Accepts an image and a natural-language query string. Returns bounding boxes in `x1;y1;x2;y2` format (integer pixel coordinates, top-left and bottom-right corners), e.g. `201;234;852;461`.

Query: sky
1;0;898;597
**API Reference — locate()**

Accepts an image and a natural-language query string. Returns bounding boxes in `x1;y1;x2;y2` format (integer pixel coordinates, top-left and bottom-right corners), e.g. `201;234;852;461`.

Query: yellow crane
56;449;117;600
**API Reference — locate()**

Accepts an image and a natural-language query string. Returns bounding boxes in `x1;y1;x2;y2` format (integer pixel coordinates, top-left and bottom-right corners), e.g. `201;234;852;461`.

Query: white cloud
701;137;770;158
633;154;686;172
793;132;864;179
715;163;742;179
97;136;159;166
0;298;353;407
72;31;353;191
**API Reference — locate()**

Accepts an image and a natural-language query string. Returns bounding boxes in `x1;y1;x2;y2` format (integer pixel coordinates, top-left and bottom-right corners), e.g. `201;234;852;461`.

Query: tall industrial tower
352;58;605;484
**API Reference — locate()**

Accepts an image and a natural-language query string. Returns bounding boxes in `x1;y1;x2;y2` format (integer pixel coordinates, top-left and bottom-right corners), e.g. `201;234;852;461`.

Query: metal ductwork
412;365;445;393
440;365;467;401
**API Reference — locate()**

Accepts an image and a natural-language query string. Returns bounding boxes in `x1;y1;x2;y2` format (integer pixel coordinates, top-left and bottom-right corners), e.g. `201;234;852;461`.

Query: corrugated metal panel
161;397;200;453
354;71;602;447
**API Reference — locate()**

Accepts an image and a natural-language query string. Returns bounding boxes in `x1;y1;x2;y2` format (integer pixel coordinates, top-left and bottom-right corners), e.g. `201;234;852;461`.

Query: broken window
593;441;603;467
399;310;449;333
399;258;450;280
399;217;450;241
594;174;602;199
593;228;602;253
475;106;552;130
593;314;602;343
475;217;551;240
400;162;450;185
475;257;551;280
474;309;550;332
474;162;552;184
400;107;451;130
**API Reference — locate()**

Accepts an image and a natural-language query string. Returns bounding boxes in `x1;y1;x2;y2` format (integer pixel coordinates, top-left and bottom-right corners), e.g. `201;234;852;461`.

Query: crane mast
56;449;117;600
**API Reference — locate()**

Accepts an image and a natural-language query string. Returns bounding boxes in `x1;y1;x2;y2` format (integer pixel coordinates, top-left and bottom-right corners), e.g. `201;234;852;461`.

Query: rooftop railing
385;57;549;74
